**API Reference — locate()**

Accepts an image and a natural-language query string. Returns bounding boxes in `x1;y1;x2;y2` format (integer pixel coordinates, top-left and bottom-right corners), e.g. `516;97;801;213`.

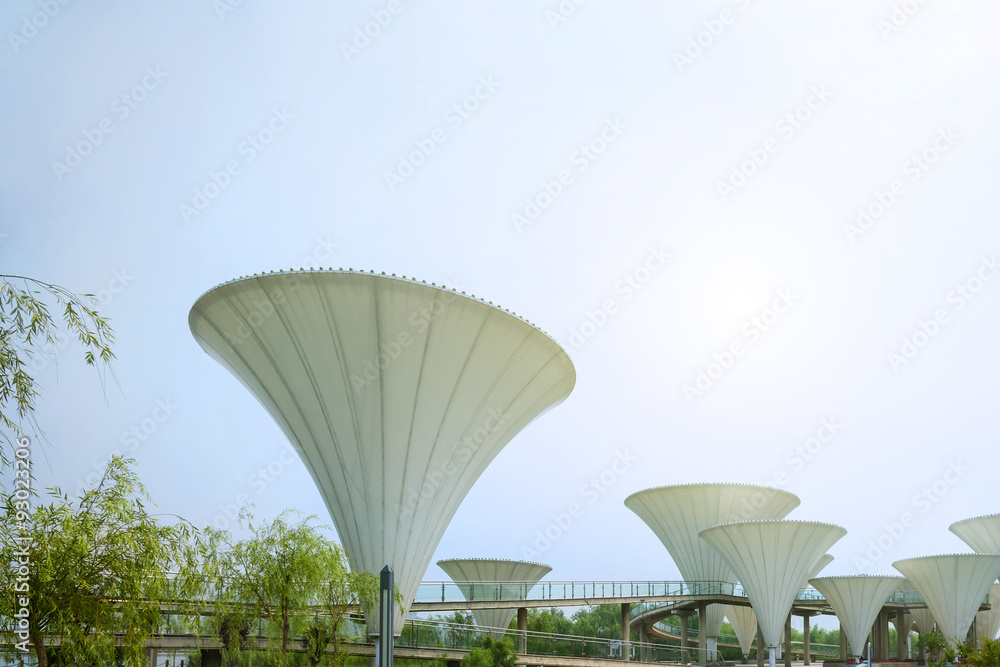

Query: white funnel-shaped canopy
910;607;937;634
190;270;576;631
809;554;834;579
437;558;552;633
625;484;799;641
893;555;1000;643
951;515;1000;554
809;576;904;658
700;520;846;648
725;605;758;657
977;584;1000;640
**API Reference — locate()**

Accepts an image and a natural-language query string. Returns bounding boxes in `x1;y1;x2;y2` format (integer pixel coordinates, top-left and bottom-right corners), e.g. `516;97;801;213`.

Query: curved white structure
977;584;1000;640
910;607;937;635
437;558;552;634
699;519;846;665
950;515;1000;554
190;270;576;631
725;604;758;658
625;484;800;658
893;555;1000;643
808;576;904;658
809;554;834;579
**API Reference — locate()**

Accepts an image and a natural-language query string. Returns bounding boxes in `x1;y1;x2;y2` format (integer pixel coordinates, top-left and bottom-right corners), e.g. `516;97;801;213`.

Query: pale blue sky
4;0;1000;631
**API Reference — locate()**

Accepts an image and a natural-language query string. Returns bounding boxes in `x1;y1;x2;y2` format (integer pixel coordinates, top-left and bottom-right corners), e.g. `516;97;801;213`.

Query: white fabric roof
437;558;552;633
699;520;846;648
625;484;799;640
909;607;938;634
950;515;1000;554
892;555;1000;643
725;604;758;656
190;270;576;631
809;554;834;579
808;576;904;658
976;584;1000;640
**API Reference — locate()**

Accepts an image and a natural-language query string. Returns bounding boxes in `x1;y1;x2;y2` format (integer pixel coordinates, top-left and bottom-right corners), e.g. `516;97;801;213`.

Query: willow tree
0;456;199;667
0;275;115;462
202;511;379;667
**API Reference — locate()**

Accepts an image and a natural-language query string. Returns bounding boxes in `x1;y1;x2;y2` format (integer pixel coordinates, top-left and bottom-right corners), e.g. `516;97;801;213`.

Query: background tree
0;275;115;462
461;635;517;667
0;456;198;667
201;511;378;667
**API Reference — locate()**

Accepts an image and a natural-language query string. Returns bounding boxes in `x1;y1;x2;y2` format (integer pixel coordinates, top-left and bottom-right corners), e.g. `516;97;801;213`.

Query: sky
3;0;1000;633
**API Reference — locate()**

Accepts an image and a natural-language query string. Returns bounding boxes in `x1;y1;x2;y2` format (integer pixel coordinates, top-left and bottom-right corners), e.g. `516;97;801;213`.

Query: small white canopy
951;515;1000;554
909;607;937;634
976;583;1000;640
809;575;905;658
190;270;576;631
625;484;800;644
893;554;1000;643
725;604;758;657
699;520;847;648
437;558;552;633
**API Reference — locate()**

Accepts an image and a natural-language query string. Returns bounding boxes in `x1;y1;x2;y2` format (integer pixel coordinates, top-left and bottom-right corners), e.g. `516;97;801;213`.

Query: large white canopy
976;584;1000;640
725;604;758;657
190;270;576;631
699;520;846;648
808;575;904;658
950;515;1000;554
893;555;1000;643
437;558;552;633
625;484;800;641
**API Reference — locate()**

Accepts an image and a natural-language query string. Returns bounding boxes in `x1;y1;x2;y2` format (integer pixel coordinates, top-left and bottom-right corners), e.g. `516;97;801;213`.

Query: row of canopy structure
189;269;1000;655
626;484;1000;667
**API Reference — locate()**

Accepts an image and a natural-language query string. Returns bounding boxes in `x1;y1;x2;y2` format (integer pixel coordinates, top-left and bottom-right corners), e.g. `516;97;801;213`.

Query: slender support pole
681;613;691;665
621;603;631;662
784;614;792;667
803;613;811;666
699;603;708;667
518;607;528;655
378;565;394;667
769;647;776;667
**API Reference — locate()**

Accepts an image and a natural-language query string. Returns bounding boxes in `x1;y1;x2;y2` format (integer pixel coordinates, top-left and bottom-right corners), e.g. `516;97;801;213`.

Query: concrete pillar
681;613;691;665
882;610;891;662
803;613;811;666
757;624;765;667
967;615;978;647
517;607;528;655
918;632;926;665
839;623;847;661
201;650;223;667
621;603;631;662
784;613;792;667
897;610;907;661
640;623;649;662
147;648;158;666
699;603;708;666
